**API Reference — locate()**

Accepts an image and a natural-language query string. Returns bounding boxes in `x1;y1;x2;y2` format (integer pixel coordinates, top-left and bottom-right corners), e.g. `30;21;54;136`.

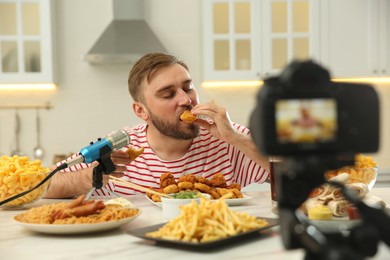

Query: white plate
225;194;253;206
145;194;252;207
305;207;390;233
308;219;361;232
145;194;163;207
13;210;141;235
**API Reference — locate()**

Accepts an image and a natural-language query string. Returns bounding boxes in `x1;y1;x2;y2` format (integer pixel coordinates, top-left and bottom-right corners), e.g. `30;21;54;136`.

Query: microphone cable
0;162;68;206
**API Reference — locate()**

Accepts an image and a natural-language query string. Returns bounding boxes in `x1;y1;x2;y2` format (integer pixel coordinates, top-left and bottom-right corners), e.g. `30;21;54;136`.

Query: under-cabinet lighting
201;77;390;89
332;77;390;84
0;84;57;91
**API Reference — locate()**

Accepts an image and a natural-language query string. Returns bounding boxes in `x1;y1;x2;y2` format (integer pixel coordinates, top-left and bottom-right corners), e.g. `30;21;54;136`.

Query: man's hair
128;52;189;102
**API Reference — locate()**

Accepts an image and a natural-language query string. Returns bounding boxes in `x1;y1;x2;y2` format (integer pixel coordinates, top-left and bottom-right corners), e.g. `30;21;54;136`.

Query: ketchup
347;205;361;220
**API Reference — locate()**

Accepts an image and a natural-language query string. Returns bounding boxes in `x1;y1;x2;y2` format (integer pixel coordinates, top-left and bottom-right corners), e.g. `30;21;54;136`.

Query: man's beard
149;111;199;140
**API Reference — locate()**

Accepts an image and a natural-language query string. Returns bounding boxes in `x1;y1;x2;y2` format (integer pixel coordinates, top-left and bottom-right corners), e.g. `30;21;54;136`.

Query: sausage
64;194;86;209
53;201;105;220
51;195;105;221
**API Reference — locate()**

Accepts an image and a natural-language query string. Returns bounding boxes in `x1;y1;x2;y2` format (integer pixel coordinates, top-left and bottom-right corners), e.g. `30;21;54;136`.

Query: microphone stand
85;145;118;200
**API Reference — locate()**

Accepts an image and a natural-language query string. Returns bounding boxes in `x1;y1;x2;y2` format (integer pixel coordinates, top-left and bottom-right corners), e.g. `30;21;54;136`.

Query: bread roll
328;200;349;217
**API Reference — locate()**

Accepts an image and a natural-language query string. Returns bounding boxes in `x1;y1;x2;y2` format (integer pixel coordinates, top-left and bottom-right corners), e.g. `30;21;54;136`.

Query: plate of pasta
14;213;141;235
13;196;141;234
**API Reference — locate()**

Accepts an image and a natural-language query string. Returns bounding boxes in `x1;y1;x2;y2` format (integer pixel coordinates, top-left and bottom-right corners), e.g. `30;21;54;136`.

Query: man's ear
133;101;149;121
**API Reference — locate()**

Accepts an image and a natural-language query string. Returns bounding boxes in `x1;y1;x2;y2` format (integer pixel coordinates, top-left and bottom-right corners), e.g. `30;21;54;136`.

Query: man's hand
111;150;131;172
191;102;237;143
107;146;144;179
191;102;270;172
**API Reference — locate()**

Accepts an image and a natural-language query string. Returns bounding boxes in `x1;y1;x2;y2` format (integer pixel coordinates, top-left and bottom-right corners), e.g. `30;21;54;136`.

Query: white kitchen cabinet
373;0;389;76
319;0;389;77
202;0;260;81
202;0;320;81
262;0;320;77
0;0;55;84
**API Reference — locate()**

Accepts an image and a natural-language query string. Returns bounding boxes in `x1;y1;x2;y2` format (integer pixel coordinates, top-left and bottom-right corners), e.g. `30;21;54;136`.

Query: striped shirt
61;123;269;196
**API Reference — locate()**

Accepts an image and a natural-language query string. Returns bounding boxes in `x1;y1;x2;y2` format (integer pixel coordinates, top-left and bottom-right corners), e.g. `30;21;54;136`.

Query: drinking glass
269;157;282;213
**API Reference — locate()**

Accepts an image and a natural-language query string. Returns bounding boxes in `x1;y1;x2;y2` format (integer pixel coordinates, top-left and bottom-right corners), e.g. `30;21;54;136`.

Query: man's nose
177;89;192;106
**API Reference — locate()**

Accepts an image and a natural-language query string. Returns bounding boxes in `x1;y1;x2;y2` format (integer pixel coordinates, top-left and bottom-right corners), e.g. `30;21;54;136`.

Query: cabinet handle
382;69;386;74
373;70;377;74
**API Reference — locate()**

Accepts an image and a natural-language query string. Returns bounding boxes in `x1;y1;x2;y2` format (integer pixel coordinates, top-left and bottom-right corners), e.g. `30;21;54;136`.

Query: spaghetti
15;202;140;224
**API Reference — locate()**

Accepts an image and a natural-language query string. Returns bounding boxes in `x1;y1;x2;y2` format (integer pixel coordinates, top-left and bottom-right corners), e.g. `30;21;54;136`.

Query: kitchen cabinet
319;0;389;77
0;0;55;84
202;0;320;82
262;0;320;76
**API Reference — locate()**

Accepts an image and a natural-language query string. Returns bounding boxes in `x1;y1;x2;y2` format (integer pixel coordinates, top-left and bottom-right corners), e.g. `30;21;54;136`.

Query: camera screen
275;99;337;143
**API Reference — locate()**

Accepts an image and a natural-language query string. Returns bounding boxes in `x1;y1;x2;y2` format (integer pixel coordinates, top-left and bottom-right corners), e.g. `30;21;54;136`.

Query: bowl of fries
325;154;378;190
0;155;51;209
161;191;211;220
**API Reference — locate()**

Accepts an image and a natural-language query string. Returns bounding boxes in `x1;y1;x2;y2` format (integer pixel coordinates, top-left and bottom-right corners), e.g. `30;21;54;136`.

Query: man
45;53;269;198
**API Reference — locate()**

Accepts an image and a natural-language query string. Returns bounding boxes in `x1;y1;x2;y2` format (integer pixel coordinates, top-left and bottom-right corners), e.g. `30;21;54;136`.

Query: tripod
276;157;390;260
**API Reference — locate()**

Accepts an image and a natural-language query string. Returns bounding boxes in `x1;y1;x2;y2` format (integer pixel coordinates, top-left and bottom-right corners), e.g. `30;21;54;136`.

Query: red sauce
347;206;361;220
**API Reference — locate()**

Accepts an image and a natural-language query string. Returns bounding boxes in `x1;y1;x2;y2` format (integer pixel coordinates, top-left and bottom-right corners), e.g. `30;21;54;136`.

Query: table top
1;188;390;260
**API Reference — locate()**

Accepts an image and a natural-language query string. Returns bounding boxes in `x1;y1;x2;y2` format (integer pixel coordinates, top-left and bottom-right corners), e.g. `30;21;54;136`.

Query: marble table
1;188;390;260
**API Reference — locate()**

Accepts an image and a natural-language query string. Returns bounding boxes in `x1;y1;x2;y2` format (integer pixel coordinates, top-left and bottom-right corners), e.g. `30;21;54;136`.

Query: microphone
65;129;131;167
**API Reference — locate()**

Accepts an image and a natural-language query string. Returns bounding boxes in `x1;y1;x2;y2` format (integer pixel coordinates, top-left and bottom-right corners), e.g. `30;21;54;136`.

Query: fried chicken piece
178;174;197;184
151;194;161;202
197;176;212;186
178;181;194;190
216;188;234;198
210;173;227;188
160;172;176;189
126;146;144;161
230;188;243;198
146;188;163;200
208;188;221;199
194;182;211;193
229;182;241;191
180;110;197;124
163;184;179;194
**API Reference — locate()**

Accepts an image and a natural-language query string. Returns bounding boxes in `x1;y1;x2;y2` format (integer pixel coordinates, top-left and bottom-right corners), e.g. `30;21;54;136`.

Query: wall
0;0;389;175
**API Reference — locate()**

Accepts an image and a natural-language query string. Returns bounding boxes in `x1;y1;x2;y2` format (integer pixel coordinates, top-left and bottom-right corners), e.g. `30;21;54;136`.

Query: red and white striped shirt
61;123;269;196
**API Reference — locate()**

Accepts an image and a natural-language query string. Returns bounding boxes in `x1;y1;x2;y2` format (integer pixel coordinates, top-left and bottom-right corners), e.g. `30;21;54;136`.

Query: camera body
250;60;380;157
250;60;385;259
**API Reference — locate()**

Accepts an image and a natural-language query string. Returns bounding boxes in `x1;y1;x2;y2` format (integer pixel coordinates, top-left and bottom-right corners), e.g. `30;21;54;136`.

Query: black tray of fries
127;217;278;249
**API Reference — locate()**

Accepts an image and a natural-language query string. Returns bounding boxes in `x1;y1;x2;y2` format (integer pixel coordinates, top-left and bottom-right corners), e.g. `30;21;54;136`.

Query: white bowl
161;193;210;220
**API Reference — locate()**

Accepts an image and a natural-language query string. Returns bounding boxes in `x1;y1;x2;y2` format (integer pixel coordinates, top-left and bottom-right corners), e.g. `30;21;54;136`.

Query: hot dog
52;200;105;220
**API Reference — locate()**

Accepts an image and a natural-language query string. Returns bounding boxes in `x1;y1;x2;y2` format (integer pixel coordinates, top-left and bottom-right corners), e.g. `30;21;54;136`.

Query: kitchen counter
1;188;390;260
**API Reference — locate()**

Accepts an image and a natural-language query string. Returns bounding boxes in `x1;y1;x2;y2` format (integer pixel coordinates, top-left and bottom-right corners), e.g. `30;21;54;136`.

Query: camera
250;60;380;157
249;60;390;260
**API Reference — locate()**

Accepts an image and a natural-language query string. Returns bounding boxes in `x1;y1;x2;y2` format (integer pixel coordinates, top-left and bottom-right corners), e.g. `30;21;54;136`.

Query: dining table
1;187;390;260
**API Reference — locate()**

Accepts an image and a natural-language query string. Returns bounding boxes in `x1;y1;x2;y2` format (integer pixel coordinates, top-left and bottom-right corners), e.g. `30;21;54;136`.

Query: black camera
249;60;390;260
250;60;380;157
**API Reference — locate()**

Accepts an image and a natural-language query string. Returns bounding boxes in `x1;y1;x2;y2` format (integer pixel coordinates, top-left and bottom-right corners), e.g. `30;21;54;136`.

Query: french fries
146;197;268;242
0;155;50;207
325;154;377;186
